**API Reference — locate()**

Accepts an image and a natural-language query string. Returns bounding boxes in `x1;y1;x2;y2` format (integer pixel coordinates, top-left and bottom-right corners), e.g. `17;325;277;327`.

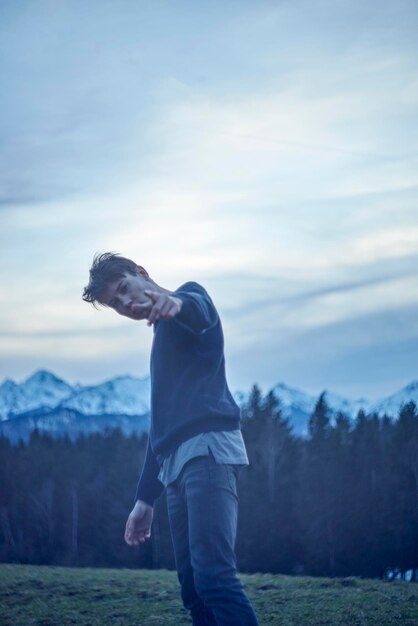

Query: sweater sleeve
134;437;165;507
173;283;219;335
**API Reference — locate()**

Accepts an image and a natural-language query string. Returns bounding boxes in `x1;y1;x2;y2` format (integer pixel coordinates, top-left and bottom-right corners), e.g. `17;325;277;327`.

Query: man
82;251;260;626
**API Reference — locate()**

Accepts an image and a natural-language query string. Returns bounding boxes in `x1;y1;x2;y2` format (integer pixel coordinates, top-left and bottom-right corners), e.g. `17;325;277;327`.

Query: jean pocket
225;463;240;493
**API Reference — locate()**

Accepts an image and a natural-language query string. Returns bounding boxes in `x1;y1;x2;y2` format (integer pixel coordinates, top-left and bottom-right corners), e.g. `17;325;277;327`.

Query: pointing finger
131;303;151;313
144;290;159;300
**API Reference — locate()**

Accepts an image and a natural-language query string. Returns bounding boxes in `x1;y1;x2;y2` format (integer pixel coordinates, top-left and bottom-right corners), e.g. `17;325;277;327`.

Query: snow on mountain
320;390;372;418
270;382;326;437
1;369;417;439
234;383;317;418
269;383;371;420
0;379;20;420
370;380;418;418
61;375;150;416
0;369;151;420
232;383;375;437
0;369;74;420
234;381;413;437
271;382;317;417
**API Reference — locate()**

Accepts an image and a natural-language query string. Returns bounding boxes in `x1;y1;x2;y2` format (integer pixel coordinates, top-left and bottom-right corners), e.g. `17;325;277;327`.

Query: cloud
1;0;417;398
228;302;418;401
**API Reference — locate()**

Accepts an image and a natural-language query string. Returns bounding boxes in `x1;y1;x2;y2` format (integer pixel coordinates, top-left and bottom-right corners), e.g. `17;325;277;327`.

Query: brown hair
82;251;139;309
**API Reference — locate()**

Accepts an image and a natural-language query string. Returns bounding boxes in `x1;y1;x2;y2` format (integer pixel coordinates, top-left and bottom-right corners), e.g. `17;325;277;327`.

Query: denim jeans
166;448;260;626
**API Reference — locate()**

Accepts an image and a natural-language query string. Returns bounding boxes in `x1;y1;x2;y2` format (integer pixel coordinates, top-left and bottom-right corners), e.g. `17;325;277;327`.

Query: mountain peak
404;380;418;392
24;369;64;385
0;378;17;389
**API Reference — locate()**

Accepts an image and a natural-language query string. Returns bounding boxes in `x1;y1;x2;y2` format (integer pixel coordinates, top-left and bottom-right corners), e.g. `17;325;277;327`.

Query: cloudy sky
1;0;417;401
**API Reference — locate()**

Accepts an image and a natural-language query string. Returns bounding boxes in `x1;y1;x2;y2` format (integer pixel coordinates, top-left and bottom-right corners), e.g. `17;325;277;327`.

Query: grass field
0;563;416;625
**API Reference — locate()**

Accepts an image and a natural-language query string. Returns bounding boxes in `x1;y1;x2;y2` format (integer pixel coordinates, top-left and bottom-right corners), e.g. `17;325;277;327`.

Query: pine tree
300;391;335;575
391;401;418;579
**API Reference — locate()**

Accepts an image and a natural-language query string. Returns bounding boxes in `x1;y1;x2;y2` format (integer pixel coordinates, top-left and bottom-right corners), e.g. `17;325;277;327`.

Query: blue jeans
166;448;260;626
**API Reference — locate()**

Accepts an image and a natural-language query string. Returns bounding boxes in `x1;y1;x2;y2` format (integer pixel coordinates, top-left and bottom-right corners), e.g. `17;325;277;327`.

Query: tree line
0;385;417;580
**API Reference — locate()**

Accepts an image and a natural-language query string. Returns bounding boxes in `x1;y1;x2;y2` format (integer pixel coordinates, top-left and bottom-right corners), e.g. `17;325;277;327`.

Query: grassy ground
0;563;416;626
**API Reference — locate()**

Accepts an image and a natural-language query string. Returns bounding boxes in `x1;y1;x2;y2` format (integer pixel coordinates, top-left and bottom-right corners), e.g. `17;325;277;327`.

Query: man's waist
151;414;241;463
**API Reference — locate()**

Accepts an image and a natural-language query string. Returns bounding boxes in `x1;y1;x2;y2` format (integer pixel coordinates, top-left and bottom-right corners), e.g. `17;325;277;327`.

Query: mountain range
0;369;416;443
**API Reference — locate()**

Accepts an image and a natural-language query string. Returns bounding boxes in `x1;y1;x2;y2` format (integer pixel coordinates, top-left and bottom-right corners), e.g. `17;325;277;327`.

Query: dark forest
1;386;417;581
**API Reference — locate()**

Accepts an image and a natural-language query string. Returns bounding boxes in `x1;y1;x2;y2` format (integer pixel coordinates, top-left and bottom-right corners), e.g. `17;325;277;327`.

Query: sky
1;0;417;402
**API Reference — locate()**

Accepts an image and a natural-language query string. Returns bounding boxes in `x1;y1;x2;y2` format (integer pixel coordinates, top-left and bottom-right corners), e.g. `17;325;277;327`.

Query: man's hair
82;251;139;309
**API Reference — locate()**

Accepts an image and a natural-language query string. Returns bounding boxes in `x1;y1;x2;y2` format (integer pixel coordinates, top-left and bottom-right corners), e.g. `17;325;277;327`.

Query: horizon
2;366;416;404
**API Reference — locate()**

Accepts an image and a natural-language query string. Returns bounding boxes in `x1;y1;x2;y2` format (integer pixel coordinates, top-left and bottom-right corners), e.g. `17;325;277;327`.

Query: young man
82;252;260;626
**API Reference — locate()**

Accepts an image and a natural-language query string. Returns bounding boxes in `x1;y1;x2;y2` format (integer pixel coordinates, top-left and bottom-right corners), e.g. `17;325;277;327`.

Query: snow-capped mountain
61;375;150;416
234;381;417;437
0;369;150;421
370;380;418;418
267;383;372;420
266;384;373;437
0;370;74;419
0;369;152;443
0;369;416;442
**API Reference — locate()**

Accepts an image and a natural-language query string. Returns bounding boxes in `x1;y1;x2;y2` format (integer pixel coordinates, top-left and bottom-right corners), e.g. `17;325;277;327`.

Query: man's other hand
124;500;154;547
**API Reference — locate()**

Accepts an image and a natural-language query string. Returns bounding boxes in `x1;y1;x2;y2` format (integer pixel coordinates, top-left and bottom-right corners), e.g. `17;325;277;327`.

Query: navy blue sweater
134;281;241;506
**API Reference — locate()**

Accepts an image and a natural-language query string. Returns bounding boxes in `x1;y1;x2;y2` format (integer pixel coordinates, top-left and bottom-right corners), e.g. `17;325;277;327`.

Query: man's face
99;267;153;321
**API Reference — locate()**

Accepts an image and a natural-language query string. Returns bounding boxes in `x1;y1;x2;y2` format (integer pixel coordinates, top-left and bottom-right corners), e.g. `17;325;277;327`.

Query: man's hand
124;500;154;547
132;290;182;326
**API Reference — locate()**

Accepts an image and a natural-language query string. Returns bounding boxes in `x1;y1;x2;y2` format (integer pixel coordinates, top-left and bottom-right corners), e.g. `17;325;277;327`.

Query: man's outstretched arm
171;284;219;335
136;282;219;335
